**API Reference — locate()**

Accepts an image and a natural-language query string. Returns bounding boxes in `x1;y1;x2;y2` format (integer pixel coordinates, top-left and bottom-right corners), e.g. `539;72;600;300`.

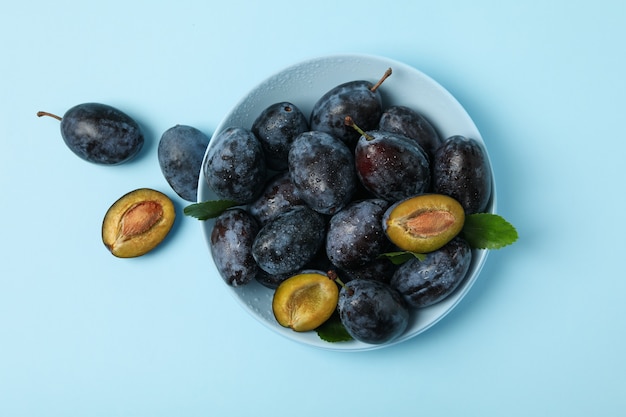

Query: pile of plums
204;69;492;345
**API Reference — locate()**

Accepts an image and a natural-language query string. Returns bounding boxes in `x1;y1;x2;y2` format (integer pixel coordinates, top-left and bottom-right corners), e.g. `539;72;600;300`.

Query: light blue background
2;1;625;416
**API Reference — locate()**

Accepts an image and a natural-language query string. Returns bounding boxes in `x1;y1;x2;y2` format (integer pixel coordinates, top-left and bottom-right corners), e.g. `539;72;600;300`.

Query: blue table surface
2;1;625;416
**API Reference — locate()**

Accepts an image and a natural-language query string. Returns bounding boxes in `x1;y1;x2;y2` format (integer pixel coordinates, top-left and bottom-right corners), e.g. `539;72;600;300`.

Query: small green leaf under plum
461;213;518;249
378;251;427;265
316;311;353;343
183;200;238;220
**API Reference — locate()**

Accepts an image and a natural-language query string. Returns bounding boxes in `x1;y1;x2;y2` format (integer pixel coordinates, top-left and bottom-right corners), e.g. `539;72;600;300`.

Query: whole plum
252;206;326;276
210;208;260;287
255;269;292;290
325;199;391;270
158;125;209;202
338;279;409;344
378;105;442;160
203;126;267;204
252;102;309;171
256;244;334;290
354;129;430;202
310;69;390;148
340;258;397;285
390;237;472;308
382;193;465;254
432;135;492;214
248;172;306;225
39;102;144;165
288;131;357;215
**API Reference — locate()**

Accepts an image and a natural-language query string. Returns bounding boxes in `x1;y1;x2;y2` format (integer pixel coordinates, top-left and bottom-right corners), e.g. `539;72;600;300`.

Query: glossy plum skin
158;125;209;202
378;105;442;160
255;269;292;290
310;80;382;148
390;237;472;308
252;206;326;276
288;131;357;215
325;199;391;270
203;126;267;204
338;279;409;344
210;208;260;287
433;135;492;214
248;172;306;225
59;102;144;165
256;246;334;290
354;130;431;202
251;102;309;171
340;258;397;284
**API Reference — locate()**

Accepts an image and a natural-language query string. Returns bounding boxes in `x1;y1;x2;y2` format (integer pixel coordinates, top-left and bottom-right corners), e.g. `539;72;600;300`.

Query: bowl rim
198;53;497;352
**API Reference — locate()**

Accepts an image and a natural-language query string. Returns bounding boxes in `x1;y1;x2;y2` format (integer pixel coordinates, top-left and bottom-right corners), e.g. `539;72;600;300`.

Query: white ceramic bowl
198;53;496;352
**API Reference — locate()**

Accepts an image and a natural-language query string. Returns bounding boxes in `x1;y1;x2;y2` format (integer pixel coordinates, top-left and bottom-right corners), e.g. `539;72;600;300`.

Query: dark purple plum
203;126;267;204
158;125;209;202
210;208;260;287
248;172;306;225
39;102;144;165
288;131;357;215
378;105;442;160
251;102;309;171
390;237;472;308
354;129;430;202
252;206;326;276
325;199;391;270
432;135;492;214
256;244;334;290
310;69;390;148
338;279;409;344
255;269;292;290
340;258;397;284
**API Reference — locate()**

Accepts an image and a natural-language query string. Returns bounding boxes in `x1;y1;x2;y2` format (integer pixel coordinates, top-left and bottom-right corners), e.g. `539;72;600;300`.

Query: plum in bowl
197;53;496;351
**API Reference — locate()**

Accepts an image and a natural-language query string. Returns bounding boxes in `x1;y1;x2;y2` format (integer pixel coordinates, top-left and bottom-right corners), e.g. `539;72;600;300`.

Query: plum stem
329;270;354;296
37;111;62;121
370;67;392;92
344;116;374;141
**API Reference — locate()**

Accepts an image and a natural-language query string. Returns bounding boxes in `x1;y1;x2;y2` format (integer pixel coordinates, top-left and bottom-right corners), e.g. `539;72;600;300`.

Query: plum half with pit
272;270;339;332
383;193;465;254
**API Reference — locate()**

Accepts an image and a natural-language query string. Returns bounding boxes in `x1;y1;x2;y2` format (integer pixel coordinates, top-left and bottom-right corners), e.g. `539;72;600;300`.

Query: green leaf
461;213;518;249
377;251;426;265
316;311;353;343
183;200;239;220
